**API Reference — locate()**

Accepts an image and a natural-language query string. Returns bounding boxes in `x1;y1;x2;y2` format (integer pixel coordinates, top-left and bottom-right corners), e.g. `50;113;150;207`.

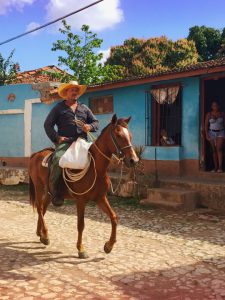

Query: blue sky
0;0;225;72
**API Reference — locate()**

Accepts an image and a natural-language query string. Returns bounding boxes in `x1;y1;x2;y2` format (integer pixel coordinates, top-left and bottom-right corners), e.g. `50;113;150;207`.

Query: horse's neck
90;127;113;174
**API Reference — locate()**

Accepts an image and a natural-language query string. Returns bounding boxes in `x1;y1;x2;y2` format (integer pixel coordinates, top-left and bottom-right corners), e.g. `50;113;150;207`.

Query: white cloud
26;22;41;35
45;0;124;32
98;48;111;65
0;0;35;15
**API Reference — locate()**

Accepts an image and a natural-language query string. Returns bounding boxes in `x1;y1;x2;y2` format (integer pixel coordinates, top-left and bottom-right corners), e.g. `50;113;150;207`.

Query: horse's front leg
97;196;118;254
36;190;50;245
76;201;89;259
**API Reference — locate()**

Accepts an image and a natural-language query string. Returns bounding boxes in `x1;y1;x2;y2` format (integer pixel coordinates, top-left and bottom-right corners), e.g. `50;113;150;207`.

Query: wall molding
0;109;24;114
24;98;41;157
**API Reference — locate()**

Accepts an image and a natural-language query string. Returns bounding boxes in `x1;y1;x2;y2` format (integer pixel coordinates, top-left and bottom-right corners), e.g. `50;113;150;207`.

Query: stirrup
51;196;64;207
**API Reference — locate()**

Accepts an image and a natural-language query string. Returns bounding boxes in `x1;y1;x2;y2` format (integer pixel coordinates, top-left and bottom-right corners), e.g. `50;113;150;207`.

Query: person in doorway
205;101;225;173
160;129;175;146
44;81;99;206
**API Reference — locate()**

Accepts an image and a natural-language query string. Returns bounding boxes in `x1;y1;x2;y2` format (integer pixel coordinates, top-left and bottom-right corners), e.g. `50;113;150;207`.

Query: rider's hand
58;136;70;144
82;124;91;133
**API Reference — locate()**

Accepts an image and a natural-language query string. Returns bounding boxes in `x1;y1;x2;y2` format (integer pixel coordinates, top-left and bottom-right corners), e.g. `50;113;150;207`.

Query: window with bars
145;85;182;146
89;95;114;114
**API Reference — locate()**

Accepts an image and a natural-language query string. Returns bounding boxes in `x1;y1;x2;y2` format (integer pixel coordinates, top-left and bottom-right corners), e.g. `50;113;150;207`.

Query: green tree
217;27;225;57
106;36;198;77
107;38;145;75
0;50;19;86
167;38;199;68
51;20;124;85
187;26;224;61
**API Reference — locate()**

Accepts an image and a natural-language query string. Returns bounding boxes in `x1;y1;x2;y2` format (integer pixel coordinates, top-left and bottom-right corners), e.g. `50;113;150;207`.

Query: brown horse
29;114;139;258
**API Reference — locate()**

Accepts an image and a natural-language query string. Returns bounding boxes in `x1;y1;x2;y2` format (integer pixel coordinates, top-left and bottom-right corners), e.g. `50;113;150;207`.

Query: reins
75;119;121;163
62;120;125;196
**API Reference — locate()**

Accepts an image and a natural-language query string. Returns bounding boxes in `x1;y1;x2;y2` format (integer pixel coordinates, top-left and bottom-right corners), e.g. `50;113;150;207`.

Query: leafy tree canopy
106;36;198;77
0;50;20;86
51;20;125;85
52;23;225;83
188;25;225;61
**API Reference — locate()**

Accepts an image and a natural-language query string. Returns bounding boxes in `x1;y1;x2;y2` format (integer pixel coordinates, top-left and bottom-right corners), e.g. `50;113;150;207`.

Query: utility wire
0;0;104;46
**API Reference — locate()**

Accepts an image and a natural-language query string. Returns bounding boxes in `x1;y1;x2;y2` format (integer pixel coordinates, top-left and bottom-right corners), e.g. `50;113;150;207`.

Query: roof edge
86;64;225;93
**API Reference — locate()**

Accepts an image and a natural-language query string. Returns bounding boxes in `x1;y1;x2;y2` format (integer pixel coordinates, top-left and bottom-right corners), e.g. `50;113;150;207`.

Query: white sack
59;137;92;169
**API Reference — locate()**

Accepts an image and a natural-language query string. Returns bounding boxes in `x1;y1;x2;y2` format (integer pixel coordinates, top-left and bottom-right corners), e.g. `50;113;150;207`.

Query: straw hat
58;81;87;99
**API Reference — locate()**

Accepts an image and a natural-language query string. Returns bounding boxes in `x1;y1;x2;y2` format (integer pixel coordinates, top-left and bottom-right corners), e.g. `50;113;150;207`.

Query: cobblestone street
1;186;225;300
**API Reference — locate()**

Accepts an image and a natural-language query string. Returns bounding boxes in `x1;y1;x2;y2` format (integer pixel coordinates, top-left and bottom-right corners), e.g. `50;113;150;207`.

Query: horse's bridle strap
76;119;133;162
120;144;133;150
110;129;133;157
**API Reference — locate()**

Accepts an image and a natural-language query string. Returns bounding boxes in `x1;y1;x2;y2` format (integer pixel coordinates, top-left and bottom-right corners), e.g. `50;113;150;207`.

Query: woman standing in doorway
205;101;225;172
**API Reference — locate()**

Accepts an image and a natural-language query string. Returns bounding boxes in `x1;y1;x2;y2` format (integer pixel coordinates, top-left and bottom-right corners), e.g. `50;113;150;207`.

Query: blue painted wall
0;84;39;110
81;84;147;146
0;84;40;157
82;77;200;161
0;77;200;160
0;114;24;156
31;102;55;152
181;77;200;160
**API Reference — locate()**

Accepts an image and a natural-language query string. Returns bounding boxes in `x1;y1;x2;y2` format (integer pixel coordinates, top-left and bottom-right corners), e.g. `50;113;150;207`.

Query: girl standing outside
205;101;225;173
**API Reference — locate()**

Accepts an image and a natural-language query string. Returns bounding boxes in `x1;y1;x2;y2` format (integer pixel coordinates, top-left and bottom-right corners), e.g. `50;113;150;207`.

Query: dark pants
49;142;71;193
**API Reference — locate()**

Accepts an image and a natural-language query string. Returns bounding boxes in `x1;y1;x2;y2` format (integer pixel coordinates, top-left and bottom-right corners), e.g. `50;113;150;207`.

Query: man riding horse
44;81;99;207
30;85;138;254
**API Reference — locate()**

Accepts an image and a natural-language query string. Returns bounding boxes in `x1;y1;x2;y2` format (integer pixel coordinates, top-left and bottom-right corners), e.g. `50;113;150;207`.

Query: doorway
202;76;225;171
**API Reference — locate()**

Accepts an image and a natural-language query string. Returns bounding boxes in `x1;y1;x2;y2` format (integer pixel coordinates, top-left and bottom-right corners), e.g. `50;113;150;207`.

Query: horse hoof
40;237;50;245
104;242;112;254
78;251;89;259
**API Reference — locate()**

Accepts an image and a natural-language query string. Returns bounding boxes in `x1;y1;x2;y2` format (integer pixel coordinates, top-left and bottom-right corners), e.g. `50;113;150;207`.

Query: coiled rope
62;151;97;196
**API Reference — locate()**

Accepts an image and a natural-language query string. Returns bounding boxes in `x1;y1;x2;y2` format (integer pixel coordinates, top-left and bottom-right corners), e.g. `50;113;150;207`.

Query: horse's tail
29;174;36;209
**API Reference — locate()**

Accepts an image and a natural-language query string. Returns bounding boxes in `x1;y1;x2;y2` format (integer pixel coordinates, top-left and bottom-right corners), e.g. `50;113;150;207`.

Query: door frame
200;73;225;171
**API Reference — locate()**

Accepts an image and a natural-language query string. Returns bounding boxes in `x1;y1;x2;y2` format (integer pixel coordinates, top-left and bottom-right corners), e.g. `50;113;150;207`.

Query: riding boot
48;161;64;207
48;142;70;206
49;176;64;207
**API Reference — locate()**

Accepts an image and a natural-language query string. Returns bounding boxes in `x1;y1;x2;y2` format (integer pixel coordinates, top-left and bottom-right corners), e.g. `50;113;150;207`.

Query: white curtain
151;86;180;104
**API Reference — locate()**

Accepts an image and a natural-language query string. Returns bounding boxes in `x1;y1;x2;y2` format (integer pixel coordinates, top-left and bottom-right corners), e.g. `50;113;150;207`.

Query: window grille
145;85;182;146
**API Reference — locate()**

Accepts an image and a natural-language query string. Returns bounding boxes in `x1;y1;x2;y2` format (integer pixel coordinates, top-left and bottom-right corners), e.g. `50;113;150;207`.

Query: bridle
74;119;133;162
110;125;133;159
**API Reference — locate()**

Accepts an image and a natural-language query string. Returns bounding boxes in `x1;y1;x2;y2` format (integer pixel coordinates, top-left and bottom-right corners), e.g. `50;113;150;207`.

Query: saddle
42;152;54;168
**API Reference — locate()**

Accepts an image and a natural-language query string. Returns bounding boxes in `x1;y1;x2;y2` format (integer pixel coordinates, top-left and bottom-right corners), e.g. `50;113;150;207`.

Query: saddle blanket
59;137;92;169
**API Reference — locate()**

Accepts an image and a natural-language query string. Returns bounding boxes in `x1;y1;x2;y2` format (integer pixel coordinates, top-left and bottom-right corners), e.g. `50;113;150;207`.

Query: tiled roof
88;57;225;90
17;58;225;102
15;65;68;84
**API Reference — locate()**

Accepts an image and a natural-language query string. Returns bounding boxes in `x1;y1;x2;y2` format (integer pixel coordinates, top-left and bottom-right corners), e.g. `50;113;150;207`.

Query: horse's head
110;114;139;168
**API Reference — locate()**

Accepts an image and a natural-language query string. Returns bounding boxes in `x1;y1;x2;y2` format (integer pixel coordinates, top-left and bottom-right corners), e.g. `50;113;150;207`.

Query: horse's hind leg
36;189;50;245
36;215;42;237
97;196;118;254
76;201;89;259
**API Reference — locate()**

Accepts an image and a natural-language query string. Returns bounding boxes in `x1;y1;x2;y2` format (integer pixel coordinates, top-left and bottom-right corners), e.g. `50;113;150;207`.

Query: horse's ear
124;116;131;124
111;114;117;125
